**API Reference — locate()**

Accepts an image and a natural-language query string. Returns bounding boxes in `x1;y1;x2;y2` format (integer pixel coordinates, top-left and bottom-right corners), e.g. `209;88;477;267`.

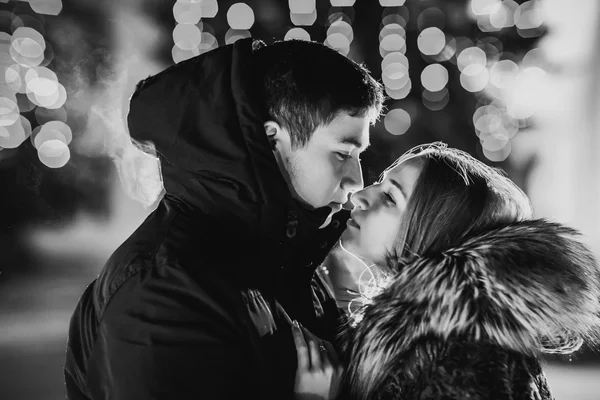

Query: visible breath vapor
72;5;168;208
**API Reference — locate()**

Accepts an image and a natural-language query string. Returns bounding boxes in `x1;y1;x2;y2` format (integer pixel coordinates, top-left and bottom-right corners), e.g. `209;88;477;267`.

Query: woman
292;142;600;400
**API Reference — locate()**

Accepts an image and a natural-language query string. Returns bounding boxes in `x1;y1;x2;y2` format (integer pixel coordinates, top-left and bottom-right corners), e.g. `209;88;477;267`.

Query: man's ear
264;120;282;150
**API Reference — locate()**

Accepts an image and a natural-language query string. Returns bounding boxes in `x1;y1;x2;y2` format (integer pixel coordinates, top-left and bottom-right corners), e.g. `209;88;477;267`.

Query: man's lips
329;202;343;213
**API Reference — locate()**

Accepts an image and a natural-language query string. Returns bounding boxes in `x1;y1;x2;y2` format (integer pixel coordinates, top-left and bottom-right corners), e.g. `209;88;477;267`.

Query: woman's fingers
308;339;323;370
291;320;310;371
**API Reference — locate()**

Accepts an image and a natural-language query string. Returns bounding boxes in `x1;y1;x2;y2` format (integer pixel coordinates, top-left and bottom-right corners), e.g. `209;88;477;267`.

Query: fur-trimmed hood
343;219;600;398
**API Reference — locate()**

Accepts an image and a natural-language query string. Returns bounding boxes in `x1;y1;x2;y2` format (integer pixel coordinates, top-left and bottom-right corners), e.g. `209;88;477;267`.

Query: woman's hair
386;142;533;267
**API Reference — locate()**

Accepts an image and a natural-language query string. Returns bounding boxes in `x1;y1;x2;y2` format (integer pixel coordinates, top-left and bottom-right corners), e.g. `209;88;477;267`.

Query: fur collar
343;219;600;396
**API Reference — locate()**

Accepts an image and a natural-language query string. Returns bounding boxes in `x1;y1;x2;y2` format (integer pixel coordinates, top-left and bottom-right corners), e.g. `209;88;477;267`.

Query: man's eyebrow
337;136;371;151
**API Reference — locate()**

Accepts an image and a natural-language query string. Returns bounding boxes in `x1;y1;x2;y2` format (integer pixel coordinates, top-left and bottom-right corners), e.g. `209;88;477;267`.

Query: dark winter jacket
64;38;348;400
341;220;600;400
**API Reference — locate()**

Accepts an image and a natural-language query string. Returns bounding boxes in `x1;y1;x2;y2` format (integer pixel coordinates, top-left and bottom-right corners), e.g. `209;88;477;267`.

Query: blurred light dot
489;59;518;88
382;63;409;90
10;27;47;64
379;0;405;5
379;23;405;42
384;108;411;135
227;3;255;30
198;32;218;54
325;33;350;56
34;127;68;149
476;15;501;33
473;104;499;125
460;64;489;92
0;11;22;33
483;140;511;162
383;5;409;21
290;10;317;26
284;27;310;41
482;133;510;151
382;14;407;28
522;48;544;69
474;112;502;137
16;93;36;112
199;0;219;18
35;106;68;125
289;0;316;13
422;89;449;111
328;9;354;25
489;1;517;29
0;116;30;148
385;80;412;100
379;34;406;58
173;23;202;50
25;66;58;97
417;27;445;56
43;82;67;109
417;7;445;31
515;1;544;30
457;46;487;71
382;52;409;71
39;120;72;145
0;96;19;126
471;0;500;16
432;37;456;62
0;31;11;43
5;64;25;93
225;29;251;45
39;41;54;68
38;139;70;168
173;1;202;24
172;45;200;63
29;0;63;16
423;87;448;103
331;0;356;5
421;63;448;92
12;36;44;59
327;21;353;44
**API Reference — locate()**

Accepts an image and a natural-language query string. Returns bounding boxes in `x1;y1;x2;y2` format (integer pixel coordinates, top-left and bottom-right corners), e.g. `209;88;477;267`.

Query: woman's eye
384;192;396;205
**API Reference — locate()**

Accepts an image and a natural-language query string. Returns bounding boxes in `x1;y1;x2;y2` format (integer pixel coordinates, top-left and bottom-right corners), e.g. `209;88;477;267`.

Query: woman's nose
350;188;369;210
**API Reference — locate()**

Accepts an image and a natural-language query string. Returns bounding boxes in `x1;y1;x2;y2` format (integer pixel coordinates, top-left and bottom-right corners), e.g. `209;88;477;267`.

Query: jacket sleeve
86;268;264;400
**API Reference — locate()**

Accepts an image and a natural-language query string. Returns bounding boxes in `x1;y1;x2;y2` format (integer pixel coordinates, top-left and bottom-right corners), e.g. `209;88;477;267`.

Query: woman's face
341;157;423;265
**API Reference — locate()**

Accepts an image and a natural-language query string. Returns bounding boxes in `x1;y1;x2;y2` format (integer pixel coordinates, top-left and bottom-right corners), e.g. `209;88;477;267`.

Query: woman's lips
347;218;359;229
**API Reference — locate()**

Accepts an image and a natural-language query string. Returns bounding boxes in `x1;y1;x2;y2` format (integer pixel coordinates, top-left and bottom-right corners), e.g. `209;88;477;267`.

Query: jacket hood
126;38;334;251
344;219;600;391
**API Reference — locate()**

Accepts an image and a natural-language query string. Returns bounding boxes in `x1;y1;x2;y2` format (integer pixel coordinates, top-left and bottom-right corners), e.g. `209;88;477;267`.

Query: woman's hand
292;320;343;400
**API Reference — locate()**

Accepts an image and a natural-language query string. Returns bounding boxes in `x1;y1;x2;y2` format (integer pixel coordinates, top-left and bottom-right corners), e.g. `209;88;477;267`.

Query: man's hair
253;39;384;148
388;142;533;264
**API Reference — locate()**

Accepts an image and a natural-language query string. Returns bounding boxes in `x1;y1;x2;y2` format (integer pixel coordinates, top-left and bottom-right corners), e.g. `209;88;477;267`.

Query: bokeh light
173;1;202;24
227;3;255;30
421;63;449;92
417;27;445;56
284;27;310;41
384;108;411;135
37;139;70;168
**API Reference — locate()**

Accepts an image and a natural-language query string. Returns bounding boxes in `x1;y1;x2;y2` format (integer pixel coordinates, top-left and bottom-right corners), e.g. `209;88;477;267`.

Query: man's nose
342;157;364;194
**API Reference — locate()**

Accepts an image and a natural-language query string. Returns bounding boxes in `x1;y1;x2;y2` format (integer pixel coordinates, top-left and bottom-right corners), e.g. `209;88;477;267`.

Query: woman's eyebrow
388;178;407;198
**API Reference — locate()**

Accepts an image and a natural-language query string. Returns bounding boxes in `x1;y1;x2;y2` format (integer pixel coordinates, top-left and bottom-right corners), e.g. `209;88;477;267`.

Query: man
64;38;383;399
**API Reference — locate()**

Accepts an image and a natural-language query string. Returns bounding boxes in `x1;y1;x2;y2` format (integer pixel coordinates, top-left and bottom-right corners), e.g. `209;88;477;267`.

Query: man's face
268;113;370;217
